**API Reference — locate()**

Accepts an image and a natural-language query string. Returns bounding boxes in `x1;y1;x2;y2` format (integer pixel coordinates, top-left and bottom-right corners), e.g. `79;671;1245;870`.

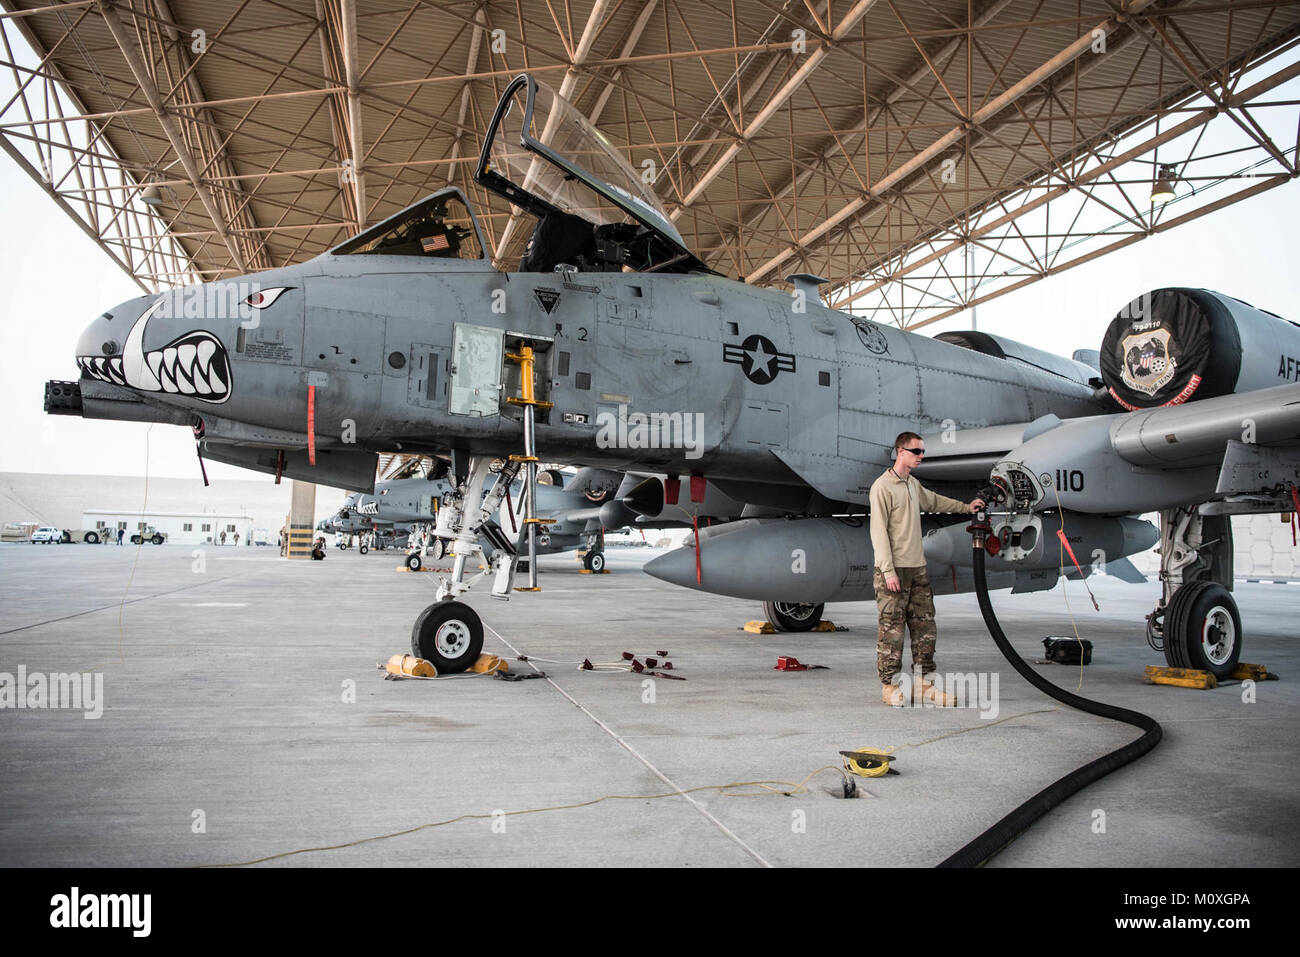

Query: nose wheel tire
584;550;605;573
411;600;484;673
763;600;825;632
1162;581;1241;678
359;544;369;555
429;539;446;561
406;553;422;572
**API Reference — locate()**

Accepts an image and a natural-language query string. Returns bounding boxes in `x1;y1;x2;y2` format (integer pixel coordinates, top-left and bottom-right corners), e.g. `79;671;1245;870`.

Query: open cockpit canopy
476;73;704;274
330;188;486;260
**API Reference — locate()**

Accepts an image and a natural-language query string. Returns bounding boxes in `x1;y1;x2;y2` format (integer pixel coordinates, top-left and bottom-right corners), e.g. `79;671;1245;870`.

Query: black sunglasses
902;447;926;455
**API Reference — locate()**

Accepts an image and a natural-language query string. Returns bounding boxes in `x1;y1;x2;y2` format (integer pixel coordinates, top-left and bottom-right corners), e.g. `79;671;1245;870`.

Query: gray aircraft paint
66;194;1103;502
48;72;1300;617
644;512;1156;603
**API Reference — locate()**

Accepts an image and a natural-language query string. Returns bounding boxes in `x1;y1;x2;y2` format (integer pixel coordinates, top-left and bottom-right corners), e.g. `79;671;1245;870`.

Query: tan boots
880;677;956;707
916;676;956;707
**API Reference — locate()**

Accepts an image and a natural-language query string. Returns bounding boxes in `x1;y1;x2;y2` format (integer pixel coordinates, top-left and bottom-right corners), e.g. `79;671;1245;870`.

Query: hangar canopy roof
2;0;1299;327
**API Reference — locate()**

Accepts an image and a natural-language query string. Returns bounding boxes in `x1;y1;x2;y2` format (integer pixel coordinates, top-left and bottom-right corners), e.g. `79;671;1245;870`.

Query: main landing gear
578;529;606;573
762;601;826;632
1146;507;1241;678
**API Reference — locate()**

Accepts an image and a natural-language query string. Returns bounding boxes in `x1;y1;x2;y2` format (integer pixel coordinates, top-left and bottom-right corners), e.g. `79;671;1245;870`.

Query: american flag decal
421;233;450;252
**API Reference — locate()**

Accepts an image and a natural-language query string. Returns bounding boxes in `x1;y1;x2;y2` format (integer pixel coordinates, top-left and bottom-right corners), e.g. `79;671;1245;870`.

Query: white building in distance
80;509;257;546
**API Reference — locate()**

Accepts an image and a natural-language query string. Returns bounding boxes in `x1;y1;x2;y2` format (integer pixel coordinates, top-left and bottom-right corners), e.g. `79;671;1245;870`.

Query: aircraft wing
989;382;1300;515
1105;382;1300;468
912;421;1043;484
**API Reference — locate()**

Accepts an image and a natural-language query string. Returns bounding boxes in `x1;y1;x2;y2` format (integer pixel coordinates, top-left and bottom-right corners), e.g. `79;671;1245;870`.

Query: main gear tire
1162;581;1241;678
763;601;825;632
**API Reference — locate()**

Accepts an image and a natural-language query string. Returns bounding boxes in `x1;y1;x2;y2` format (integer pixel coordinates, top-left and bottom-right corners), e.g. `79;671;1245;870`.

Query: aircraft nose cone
74;295;158;391
74;296;152;363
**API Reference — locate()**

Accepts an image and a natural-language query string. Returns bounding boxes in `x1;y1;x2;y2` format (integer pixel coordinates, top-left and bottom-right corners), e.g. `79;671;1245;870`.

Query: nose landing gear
409;339;554;672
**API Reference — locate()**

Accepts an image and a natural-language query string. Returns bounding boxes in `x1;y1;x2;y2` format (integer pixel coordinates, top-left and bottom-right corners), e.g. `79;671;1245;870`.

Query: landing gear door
449;322;503;416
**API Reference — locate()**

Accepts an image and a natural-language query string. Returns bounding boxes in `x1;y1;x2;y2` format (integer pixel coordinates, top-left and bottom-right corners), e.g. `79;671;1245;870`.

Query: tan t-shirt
869;467;969;575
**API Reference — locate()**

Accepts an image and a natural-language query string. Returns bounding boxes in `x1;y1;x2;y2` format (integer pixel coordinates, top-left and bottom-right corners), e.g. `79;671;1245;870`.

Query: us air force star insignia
722;334;797;384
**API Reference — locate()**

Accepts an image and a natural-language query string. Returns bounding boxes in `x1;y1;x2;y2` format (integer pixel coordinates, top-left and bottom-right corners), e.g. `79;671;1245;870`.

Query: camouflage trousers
874;566;937;685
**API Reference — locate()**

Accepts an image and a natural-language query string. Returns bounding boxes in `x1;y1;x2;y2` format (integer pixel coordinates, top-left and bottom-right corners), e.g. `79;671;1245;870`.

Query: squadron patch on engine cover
1121;327;1176;396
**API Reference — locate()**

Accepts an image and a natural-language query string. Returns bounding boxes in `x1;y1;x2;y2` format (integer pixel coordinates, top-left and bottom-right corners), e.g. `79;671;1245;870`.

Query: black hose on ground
938;538;1163;868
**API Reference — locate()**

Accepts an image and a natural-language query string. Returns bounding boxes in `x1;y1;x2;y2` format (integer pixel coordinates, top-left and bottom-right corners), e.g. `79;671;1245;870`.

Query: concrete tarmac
1;540;1296;867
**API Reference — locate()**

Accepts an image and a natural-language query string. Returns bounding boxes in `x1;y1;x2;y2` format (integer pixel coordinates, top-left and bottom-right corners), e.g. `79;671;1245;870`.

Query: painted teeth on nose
147;351;164;381
178;343;197;378
197;339;215;367
157;357;176;392
173;359;194;394
192;362;210;393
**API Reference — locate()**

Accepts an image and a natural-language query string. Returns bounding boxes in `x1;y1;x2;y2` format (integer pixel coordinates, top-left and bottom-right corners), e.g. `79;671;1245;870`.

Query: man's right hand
885;574;901;592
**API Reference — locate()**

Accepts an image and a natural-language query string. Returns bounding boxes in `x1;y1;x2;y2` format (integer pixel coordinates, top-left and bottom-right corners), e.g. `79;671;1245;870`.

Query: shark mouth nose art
76;299;232;403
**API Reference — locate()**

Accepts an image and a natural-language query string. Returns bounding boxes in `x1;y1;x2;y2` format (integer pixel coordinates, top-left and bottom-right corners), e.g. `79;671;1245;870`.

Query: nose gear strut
411;340;556;672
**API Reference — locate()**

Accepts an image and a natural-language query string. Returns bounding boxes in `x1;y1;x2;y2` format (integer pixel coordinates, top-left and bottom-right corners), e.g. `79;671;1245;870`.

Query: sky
2;78;1299;483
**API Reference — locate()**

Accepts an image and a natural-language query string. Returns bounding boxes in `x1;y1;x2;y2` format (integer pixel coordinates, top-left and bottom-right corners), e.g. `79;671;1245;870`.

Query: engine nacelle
616;474;745;521
1100;288;1299;410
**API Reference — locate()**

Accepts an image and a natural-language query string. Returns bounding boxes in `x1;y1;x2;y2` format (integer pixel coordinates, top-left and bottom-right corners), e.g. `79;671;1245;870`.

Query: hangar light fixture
1151;164;1178;205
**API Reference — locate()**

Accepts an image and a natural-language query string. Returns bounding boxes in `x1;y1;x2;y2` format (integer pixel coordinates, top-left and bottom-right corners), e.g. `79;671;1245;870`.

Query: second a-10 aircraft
333;466;623;571
47;73;1300;674
333;464;751;574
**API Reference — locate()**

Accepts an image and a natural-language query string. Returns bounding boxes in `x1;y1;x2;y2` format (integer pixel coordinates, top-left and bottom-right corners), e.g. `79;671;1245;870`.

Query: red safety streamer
275;449;284;484
1291;485;1299;547
693;514;701;584
503;486;517;534
307;384;317;465
1057;527;1099;612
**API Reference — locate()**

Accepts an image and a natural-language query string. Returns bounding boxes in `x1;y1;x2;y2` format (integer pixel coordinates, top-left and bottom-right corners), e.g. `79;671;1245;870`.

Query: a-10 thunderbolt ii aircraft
316;505;401;552
339;466;625;571
46;73;1300;675
342;465;744;573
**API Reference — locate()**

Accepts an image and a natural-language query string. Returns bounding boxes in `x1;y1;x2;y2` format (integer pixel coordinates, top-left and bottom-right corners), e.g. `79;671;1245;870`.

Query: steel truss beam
0;0;1296;311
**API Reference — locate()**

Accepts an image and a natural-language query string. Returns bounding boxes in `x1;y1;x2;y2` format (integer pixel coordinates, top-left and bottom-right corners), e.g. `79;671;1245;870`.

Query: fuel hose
938;512;1163;868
